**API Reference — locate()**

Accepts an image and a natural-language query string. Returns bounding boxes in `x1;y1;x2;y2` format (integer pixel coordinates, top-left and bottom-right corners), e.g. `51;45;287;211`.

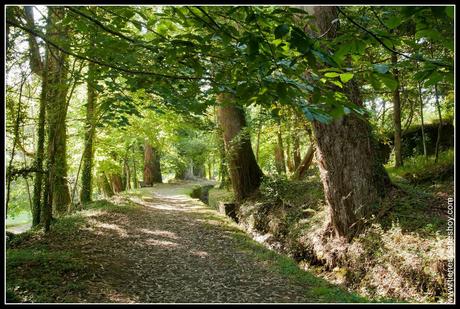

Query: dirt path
8;183;359;303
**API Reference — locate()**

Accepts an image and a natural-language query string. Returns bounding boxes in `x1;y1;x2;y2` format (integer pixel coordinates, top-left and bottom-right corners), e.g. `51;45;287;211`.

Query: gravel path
77;183;320;303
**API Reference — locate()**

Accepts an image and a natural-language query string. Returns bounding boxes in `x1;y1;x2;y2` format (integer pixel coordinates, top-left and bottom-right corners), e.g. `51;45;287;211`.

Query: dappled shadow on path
7;184;363;303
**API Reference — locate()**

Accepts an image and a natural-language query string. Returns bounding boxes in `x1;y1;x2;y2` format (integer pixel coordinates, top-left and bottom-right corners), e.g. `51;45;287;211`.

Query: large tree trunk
306;6;391;240
80;62;97;204
43;7;71;223
392;52;403;167
143;142;162;185
216;93;263;201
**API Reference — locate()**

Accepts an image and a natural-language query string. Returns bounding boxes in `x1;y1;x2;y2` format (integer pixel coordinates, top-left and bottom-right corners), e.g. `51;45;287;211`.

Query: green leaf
289;26;312;53
332;44;352;66
415;29;442;41
373;64;390;74
378;73;398;91
424;71;443;87
384;15;402;29
339;73;354;83
369;73;382;90
324;72;340;78
274;24;290;39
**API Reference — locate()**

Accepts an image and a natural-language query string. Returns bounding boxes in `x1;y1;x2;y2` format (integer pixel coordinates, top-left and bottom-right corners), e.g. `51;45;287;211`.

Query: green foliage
386;149;453;184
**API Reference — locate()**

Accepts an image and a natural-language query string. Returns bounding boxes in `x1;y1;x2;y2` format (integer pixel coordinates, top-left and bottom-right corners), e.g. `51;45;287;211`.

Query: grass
6;248;88;303
6;198;138;303
386;149;454;184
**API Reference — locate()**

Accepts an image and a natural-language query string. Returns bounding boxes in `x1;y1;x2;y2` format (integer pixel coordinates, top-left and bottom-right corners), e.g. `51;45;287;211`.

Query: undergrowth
208;151;453;303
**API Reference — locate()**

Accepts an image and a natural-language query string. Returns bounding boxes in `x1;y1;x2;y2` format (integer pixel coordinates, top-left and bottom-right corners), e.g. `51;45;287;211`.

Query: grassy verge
6;198;138;303
230;230;368;303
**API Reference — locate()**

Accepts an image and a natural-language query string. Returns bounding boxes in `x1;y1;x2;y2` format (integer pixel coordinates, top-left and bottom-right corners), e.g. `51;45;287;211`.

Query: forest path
80;182;315;303
8;182;361;303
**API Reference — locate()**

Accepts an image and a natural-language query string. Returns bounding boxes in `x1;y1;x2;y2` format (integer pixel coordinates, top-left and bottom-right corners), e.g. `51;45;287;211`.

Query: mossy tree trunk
80;62;97;204
40;7;72;230
305;6;392;240
24;6;45;227
216;93;263;202
46;8;71;216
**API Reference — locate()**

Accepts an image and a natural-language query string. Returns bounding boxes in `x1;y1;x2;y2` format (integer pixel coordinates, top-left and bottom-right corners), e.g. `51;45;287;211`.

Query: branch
66;7;157;54
24;6;43;75
196;7;238;41
6;19;210;81
336;6;452;69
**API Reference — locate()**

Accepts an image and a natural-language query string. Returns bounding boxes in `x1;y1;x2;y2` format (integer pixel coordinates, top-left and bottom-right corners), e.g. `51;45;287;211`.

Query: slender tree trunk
143;142;162;185
293;133;302;170
418;82;427;157
274;125;287;175
24;6;45;227
255;112;262;162
110;173;123;193
6;77;25;217
217;125;231;189
123;157;131;190
80;62;97;204
132;144;138;189
392;52;403;167
305;6;391;240
99;173;114;197
216;93;263;201
291;144;315;181
434;84;443;163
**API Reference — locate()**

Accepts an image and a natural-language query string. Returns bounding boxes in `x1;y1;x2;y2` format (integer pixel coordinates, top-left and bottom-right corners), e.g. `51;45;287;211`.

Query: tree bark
293;133;302;171
291;144;315;181
123;157;131;190
217;126;231;189
40;7;72;230
24;6;45;226
98;173;114;197
143;142;162;185
80;62;97;204
305;6;391;240
132;144;139;188
274;125;287;175
417;82;427;157
392;52;403;167
110;173;123;193
216;93;263;201
434;84;443;163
